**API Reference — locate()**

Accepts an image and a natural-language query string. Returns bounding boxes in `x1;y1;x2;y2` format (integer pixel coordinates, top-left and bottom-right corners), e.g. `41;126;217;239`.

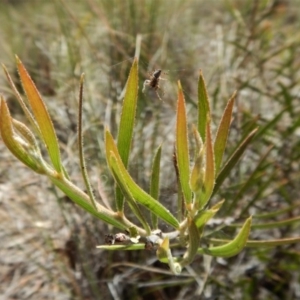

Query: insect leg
142;80;150;93
155;86;163;101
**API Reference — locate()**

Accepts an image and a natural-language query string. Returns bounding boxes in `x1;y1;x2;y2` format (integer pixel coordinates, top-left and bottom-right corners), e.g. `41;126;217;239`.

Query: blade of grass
226;145;273;214
239;170;277;216
229;215;300;230
253;202;300;219
207;237;300;248
213;128;258;196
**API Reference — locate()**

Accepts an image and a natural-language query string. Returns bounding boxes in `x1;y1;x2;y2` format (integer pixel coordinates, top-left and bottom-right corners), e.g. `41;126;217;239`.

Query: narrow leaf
197;71;210;142
190;149;205;193
77;74;98;211
117;57;139;167
106;130;179;229
208;237;300;248
213;128;258;196
96;243;145;251
214;92;235;173
16;56;62;173
115;58;139;211
195;121;215;209
203;121;215;206
229;215;300;230
150;145;161;200
109;153;151;233
254;202;300;219
190;127;205;193
198;216;252;257
0;99;44;173
176;81;192;206
180;217;200;267
150;145;162;229
227;145;273;214
2;64;40;135
194;199;225;228
50;175;128;230
12;119;39;150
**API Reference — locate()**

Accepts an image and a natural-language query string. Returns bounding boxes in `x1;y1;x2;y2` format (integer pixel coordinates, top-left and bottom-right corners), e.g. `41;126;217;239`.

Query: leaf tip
177;80;182;91
247;215;253;225
15;55;21;65
80;73;85;83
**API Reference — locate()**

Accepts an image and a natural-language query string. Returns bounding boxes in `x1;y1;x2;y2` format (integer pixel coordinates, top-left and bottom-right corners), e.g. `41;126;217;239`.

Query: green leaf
96;243;146;251
190;127;205;193
180;217;200;267
190;148;205;193
203;121;215;206
156;237;182;274
208;236;300;248
229;215;300;230
213;128;258;196
176;81;192;206
77;74;98;211
117;57;138;166
12;119;39;150
197;71;210;143
195;121;215;209
198;216;252;257
150;145;162;229
214;92;235;174
156;236;170;263
106;130;180;229
254;202;300;219
194;199;225;229
0;98;44;174
50;175;128;230
115;57;139;211
109;153;151;233
16;56;62;173
2;64;40;135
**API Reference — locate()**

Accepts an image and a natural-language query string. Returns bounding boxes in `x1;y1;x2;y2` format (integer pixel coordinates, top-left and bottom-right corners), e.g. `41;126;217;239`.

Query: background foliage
0;0;300;299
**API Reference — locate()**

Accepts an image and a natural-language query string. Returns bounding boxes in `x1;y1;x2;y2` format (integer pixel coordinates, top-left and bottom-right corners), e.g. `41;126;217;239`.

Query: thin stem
48;169;147;235
77;73;98;211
